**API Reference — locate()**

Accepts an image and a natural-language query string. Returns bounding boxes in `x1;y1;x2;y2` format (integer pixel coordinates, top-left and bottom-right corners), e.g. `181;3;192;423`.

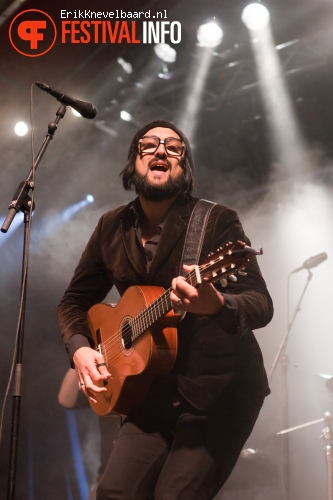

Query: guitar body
87;285;179;416
86;241;262;417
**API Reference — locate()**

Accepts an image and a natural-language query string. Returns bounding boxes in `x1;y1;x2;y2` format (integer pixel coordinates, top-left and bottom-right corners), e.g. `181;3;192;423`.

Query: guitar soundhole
121;320;133;350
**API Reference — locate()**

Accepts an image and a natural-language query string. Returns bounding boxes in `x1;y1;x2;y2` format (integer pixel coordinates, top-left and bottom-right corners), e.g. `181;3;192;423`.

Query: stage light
14;121;28;136
246;6;311;176
117;57;133;74
158;64;173;80
196;21;223;48
242;3;270;31
61;196;94;222
177;46;213;142
120;110;132;122
319;373;333;380
276;39;299;51
86;194;94;203
154;43;177;63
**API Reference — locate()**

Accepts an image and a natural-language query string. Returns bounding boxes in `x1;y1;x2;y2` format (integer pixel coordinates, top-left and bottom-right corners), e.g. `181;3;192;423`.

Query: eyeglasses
138;136;186;157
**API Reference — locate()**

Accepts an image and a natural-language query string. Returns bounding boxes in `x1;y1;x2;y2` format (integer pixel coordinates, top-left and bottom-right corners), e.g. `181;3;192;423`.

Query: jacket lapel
119;196;197;282
148;199;194;278
120;203;148;282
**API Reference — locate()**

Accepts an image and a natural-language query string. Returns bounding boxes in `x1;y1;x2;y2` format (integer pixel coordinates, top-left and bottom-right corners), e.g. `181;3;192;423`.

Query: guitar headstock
199;240;263;285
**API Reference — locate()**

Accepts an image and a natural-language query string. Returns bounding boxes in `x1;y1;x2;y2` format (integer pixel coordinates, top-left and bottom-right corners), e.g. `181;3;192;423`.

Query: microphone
35;82;97;119
291;252;328;273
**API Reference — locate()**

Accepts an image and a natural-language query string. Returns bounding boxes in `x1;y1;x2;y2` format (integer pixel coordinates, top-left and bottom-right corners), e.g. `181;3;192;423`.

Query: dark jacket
58;195;273;411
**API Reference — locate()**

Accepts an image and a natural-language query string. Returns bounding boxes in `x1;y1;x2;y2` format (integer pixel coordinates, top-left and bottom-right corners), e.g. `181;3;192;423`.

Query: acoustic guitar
87;240;262;416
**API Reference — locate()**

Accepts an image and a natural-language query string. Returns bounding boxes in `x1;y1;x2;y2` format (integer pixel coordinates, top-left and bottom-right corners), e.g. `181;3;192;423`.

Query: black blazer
58;195;273;411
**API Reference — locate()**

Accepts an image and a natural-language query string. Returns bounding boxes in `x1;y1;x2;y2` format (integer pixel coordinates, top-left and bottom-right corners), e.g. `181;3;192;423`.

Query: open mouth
151;165;167;172
149;160;169;172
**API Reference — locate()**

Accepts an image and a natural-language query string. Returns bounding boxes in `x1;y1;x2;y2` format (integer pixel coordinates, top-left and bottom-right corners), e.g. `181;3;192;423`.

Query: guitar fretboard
126;242;258;342
129;267;200;341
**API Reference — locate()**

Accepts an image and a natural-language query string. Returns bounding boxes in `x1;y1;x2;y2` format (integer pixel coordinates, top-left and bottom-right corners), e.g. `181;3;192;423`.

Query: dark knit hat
127;119;195;171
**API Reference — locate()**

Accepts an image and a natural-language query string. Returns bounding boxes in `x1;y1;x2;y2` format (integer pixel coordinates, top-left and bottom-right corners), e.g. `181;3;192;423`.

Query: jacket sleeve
57;215;114;361
204;205;273;335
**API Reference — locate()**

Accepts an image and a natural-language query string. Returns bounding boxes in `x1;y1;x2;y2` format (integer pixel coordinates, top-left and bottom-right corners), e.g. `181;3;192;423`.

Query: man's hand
73;346;112;404
170;264;224;315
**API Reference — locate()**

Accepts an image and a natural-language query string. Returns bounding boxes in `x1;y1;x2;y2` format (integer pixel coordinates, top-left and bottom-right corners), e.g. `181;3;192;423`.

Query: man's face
133;127;187;200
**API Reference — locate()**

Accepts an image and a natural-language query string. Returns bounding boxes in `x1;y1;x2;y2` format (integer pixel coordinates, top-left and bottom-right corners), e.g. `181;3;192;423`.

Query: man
58;120;273;499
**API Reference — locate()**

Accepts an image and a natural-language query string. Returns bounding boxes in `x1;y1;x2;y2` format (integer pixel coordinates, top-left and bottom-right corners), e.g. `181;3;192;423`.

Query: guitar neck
128;241;261;343
130;267;200;341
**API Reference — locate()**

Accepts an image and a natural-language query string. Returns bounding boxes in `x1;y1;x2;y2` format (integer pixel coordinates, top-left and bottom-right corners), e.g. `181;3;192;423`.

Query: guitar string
96;268;200;365
96;250;238;366
125;250;240;347
97;249;238;365
100;269;195;356
97;247;235;366
100;287;173;366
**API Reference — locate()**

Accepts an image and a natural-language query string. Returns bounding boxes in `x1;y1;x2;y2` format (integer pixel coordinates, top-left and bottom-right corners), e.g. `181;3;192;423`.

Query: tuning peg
219;278;228;287
229;275;238;282
238;271;247;277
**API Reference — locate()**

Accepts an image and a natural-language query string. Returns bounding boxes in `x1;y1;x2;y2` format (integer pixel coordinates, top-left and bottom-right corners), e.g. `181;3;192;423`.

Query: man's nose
155;142;167;156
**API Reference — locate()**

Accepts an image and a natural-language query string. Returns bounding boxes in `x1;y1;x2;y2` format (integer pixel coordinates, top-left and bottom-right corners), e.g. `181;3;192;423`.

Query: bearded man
58;120;273;500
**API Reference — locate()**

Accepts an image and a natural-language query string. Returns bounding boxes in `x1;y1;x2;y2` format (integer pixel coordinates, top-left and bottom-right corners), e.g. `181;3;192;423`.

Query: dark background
1;1;333;498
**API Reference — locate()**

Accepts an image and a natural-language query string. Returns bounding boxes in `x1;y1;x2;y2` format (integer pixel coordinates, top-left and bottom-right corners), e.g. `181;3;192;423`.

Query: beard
132;170;188;201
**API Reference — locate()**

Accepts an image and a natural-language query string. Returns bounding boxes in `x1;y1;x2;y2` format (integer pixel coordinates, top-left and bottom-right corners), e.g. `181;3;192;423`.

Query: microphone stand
277;411;333;500
322;414;333;500
2;104;67;500
268;269;314;500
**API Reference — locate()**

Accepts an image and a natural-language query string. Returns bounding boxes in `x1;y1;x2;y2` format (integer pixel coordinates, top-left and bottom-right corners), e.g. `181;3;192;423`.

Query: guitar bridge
96;328;103;354
95;328;108;386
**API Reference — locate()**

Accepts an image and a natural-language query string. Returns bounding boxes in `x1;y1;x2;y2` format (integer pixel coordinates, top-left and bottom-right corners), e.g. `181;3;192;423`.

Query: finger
171;277;187;299
171;277;178;294
174;281;197;303
84;386;98;404
174;298;184;309
177;274;197;293
182;264;195;272
96;362;107;368
82;376;108;393
170;290;183;309
73;346;111;379
78;364;110;391
95;360;112;378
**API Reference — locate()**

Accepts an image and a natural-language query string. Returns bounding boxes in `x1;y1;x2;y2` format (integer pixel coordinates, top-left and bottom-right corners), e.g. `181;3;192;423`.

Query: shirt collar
129;197;166;233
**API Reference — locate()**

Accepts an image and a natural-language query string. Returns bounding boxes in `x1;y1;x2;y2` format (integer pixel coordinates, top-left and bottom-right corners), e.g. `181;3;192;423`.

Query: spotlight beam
177;47;214;142
247;24;312;176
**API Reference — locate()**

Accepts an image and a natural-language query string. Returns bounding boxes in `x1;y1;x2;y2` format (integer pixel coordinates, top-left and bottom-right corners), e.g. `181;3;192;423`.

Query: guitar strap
179;199;216;276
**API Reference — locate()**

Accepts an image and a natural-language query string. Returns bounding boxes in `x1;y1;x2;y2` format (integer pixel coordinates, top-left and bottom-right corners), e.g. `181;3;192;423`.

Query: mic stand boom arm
1;105;66;233
2;105;67;500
